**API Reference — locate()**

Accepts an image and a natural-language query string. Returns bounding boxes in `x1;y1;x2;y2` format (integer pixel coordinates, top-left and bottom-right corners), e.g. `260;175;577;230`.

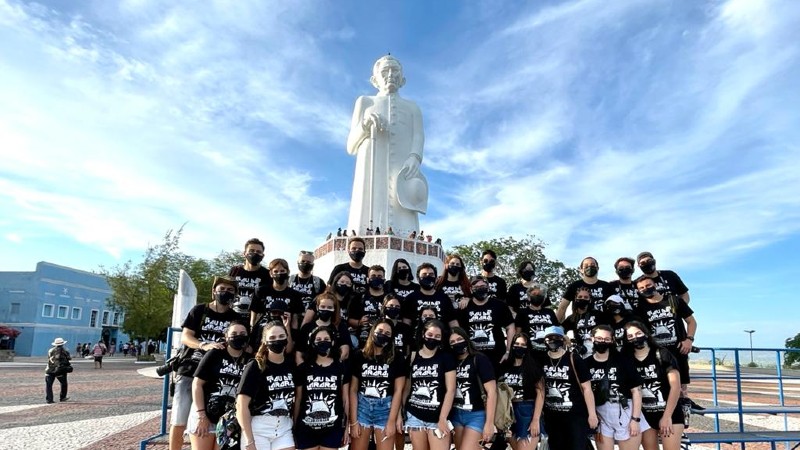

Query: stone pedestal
313;235;445;281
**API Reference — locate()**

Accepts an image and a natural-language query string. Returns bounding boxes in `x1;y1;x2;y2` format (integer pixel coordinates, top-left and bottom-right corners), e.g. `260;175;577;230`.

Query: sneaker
46;400;54;404
59;397;69;402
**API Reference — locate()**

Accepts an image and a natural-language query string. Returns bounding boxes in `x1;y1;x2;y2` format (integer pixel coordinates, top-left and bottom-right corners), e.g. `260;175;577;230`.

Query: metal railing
139;327;179;450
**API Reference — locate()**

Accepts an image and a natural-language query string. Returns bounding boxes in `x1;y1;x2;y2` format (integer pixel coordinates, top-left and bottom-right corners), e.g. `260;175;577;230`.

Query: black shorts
94;356;103;362
643;408;684;427
294;424;345;449
666;346;690;384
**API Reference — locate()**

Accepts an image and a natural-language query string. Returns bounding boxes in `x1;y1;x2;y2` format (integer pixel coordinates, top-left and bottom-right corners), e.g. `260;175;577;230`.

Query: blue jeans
357;393;393;430
450;408;486;434
405;412;438;431
511;401;535;440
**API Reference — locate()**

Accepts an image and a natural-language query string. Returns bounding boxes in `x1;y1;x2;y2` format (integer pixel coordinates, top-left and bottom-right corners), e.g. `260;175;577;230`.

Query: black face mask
313;340;332;355
446;266;461;276
246;253;264;265
349;250;365;262
373;333;391;348
641;287;657;298
616;266;634;279
512;347;527;359
593;342;612;354
298;262;314;274
385;307;401;320
473;288;489;301
419;276;436;289
521;269;536;281
529;295;545;307
421;316;435;324
575;299;591;310
640;261;656;275
369;278;384;289
629;336;648;349
451;341;468;355
546;339;564;352
215;291;235;306
273;273;289;285
335;284;351;296
583;266;598;278
423;338;441;350
482;260;496;272
317;309;333;322
396;268;411;280
228;335;248;350
608;304;624;316
267;339;288;354
269;313;284;322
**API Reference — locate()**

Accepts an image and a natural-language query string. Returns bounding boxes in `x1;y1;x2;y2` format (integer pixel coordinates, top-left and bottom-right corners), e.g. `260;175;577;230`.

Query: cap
52;337;67;346
212;275;238;291
636;252;654;263
605;294;624;305
543;326;565;338
268;299;288;312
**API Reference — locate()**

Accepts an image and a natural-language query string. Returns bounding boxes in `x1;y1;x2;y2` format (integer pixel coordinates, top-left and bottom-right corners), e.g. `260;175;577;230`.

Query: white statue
346;55;428;237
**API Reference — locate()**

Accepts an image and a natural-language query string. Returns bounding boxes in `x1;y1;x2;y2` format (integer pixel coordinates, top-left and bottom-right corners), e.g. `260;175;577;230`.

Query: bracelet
196;409;205;413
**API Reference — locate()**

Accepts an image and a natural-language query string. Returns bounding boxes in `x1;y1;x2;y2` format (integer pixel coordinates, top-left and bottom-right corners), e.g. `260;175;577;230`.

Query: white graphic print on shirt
265;373;295;416
544;364;574;411
454;363;475;410
409;364;441;409
360;362;391;398
637;363;666;411
646;307;678;346
302;375;339;429
468;310;496;350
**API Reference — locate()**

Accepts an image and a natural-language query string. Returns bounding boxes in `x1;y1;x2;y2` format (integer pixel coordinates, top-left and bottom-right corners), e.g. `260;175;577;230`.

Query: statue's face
373;60;403;93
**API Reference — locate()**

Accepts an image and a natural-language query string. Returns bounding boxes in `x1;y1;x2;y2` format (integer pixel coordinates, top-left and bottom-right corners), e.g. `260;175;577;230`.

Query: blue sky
1;0;799;348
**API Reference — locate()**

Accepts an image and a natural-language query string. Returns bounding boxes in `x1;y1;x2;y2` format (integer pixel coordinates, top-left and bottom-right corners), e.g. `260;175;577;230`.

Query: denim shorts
511;400;535;440
170;375;193;426
450;408;486;434
405;411;438;431
357;393;393;429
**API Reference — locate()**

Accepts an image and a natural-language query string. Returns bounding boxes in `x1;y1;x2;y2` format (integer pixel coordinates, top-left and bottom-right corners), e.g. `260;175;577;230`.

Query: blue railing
139;327;180;450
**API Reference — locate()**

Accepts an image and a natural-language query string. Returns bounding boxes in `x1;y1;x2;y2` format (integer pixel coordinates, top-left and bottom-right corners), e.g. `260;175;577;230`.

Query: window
42;304;54;318
102;311;110;326
90;309;99;327
57;305;68;319
113;312;122;326
71;307;82;320
10;303;20;314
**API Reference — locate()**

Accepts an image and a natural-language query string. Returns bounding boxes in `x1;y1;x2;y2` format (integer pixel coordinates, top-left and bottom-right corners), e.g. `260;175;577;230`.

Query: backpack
290;274;324;295
475;355;515;430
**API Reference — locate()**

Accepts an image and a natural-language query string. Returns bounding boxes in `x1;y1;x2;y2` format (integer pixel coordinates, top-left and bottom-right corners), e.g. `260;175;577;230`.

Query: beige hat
52;337;67;346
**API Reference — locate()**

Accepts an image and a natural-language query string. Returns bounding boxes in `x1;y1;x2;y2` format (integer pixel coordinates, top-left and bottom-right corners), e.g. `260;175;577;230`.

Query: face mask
273;273;289;284
640;261;656;275
228;335;248;350
421;316;435;324
529;295;545;307
446;266;461;276
583;266;598;278
215;291;235;306
246;253;264;265
317;309;333;322
267;339;288;354
593;342;612;354
397;268;411;280
373;333;391;347
385;307;401;320
641;287;657;298
608;304;623;316
546;339;564;352
423;337;441;350
512;347;527;359
521;269;535;281
420;276;436;289
630;336;648;349
369;278;384;289
298;262;314;273
575;299;591;310
616;266;634;279
473;288;489;301
349;250;365;262
269;313;284;322
313;340;332;355
335;284;351;296
451;341;468;355
482;260;496;272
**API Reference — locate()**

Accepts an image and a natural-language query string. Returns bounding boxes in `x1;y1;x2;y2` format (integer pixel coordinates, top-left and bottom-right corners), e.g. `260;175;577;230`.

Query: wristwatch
631;416;641;422
686;336;695;342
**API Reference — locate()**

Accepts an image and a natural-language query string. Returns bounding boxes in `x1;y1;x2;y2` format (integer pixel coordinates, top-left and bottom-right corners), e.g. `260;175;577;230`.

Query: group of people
327;227;442;246
168;237;699;450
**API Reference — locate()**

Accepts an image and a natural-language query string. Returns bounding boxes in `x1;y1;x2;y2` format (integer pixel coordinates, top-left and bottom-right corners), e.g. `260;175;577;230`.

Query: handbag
216;406;241;450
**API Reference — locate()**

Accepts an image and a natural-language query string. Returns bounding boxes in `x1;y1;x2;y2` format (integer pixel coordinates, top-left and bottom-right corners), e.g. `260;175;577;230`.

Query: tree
786;332;800;368
449;235;580;301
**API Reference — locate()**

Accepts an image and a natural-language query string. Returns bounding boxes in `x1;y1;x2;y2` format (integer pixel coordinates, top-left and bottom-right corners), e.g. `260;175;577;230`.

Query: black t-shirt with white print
194;348;252;409
631;347;679;413
180;304;240;371
484;275;508;303
237;358;297;417
438;279;465;309
649;270;689;297
351;349;406;399
407;351;457;423
389;320;415;356
635;295;693;347
328;263;369;296
585;352;641;402
503;363;527;401
229;265;271;322
387;280;420;303
458;298;513;361
348;292;386;347
515;307;559;352
506;282;529;313
542;352;591;414
454;353;496;412
290;274;326;312
562;310;610;358
563;279;612;313
611;314;644;352
296;360;350;432
249;285;304;324
402;290;456;327
608;280;640;310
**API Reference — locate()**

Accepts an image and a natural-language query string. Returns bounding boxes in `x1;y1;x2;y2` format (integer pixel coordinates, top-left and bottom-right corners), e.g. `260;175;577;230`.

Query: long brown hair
362;319;395;364
436;254;472;297
255;321;288;372
314;292;341;327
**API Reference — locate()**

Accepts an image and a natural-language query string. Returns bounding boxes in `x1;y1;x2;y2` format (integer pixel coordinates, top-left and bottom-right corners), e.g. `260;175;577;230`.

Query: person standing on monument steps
480;250;508;303
609;257;640;310
229;238;271;326
328;237;370;298
346;55;428;237
290;250;326;313
556;256;612;322
636;252;690;304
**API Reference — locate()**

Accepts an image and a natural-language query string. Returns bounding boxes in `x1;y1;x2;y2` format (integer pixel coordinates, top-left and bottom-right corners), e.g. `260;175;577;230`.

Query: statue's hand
361;112;383;133
401;155;420;179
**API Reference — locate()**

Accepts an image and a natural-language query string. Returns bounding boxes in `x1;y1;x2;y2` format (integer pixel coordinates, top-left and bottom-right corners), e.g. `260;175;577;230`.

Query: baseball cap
543;326;565;338
636;252;654;263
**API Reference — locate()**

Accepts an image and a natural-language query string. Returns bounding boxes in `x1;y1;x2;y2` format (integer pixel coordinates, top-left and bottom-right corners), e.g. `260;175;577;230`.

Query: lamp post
744;330;755;365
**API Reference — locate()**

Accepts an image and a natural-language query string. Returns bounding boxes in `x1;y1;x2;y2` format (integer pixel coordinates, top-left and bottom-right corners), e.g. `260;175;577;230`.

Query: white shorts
170;375;193;426
251;414;294;450
186;401;217;435
597;401;651;441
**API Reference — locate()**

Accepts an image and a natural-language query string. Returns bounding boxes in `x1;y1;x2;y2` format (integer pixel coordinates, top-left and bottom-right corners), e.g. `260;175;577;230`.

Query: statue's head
371;55;406;93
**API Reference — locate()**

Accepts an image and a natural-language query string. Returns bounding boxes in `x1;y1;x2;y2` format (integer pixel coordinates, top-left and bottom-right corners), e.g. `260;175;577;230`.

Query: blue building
0;262;130;356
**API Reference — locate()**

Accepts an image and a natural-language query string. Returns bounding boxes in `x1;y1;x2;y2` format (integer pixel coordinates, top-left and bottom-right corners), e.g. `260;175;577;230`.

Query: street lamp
744;330;755;365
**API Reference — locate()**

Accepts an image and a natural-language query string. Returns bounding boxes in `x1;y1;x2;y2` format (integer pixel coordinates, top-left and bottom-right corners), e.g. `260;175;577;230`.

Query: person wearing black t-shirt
541;326;598;450
296;293;351;364
295;326;351;450
562;287;610;359
402;263;459;329
458;277;514;373
448;327;498;450
636;252;690;304
188;322;252;450
556;256;611;322
328;237;370;297
436;255;472;310
386;258;420;303
381;295;414;357
606;295;643;352
507;260;540;315
514;284;559;360
229;238;271;325
608;257;640;310
587;325;648;450
236;321;297;450
290;250;326;313
349;320;407;450
249;258;305;333
624;321;683;450
349;265;388;348
404;319;457;450
480;249;508;303
499;332;544;450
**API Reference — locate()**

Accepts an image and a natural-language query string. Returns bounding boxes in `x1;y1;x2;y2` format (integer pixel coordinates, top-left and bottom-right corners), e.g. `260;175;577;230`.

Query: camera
156;355;181;377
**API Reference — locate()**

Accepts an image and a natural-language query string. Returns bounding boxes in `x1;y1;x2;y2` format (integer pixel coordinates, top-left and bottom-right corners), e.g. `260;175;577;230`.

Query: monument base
313;235;445;282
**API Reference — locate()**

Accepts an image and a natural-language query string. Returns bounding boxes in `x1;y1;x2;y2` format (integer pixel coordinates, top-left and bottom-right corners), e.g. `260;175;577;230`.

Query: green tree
449;235;580;301
786;332;800;368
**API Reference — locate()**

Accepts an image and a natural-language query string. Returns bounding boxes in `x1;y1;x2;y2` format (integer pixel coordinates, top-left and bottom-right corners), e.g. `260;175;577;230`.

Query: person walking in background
92;340;107;369
45;337;71;404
